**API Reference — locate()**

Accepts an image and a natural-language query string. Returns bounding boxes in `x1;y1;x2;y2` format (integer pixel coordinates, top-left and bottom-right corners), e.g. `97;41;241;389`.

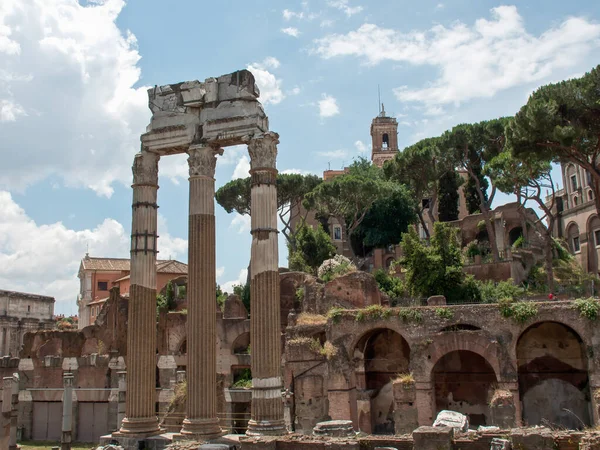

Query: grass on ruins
19;442;95;450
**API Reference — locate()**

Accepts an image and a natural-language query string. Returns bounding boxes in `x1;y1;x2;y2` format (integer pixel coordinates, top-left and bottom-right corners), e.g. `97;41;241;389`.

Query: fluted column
119;151;161;436
246;132;285;435
180;145;222;438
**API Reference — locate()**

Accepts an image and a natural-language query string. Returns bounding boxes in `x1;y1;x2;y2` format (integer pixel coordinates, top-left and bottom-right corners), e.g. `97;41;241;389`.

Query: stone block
510;429;555;450
313;419;355;437
393;406;418;435
413;426;453;450
427;295;446;306
490;438;511;450
490;404;516;429
199;445;231;450
393;382;416;403
433;410;468;432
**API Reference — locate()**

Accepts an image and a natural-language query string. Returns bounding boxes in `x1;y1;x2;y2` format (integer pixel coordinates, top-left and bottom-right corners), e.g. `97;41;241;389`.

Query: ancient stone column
119;152;161;436
246;132;285;435
181;145;222;438
61;373;74;450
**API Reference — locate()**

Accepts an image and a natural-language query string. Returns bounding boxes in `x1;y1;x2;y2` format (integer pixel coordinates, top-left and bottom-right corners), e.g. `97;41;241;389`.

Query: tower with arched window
370;103;398;167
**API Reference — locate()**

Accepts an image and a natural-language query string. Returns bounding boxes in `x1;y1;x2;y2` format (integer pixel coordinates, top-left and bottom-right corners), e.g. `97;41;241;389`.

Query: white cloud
0;0;152;197
281;27;300;37
219;145;246;166
0;191;186;314
318;94;340;118
230;214;251;234
354;140;368;153
327;0;363;17
281;168;315;175
247;57;284;105
216;266;225;280
232;155;250;180
157;214;187;261
317;149;348;159
321;19;335;28
435;3;445;10
283;9;304;21
313;6;600;107
221;269;248;294
288;86;301;96
0;99;26;122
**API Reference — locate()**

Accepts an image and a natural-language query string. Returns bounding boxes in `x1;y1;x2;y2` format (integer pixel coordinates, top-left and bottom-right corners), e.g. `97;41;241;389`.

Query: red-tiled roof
81;257;187;274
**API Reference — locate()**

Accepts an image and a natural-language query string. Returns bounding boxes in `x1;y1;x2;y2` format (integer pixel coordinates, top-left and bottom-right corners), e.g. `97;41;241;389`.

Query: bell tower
370;103;398;168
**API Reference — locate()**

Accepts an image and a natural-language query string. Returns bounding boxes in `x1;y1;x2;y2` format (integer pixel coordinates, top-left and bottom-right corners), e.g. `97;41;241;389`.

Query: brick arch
168;324;186;355
232;332;250;354
513;319;589;359
422;333;500;382
347;324;412;357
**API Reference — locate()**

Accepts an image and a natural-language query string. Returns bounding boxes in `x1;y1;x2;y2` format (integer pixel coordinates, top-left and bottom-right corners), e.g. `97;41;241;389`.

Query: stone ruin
2;69;600;450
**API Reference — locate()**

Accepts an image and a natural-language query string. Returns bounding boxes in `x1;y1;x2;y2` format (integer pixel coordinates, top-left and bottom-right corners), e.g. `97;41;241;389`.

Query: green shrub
327;307;344;324
574;298;600;320
355;305;392;322
373;268;407;300
295;287;305;304
465;240;481;258
398;308;423;323
479;279;525;303
435;308;454;320
499;298;537;323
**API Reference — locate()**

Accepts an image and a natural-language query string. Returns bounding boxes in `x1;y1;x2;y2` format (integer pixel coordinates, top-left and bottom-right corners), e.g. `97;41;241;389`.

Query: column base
246;419;287;436
117;416;161;437
179;417;222;439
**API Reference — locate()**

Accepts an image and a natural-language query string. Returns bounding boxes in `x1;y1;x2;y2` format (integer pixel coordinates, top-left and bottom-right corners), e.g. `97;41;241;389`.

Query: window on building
571;174;578;191
573;236;580;253
589;190;594;201
574;196;579;206
595;229;600;248
587;171;592;186
333;225;342;241
27;305;30;313
382;133;389;149
97;281;108;291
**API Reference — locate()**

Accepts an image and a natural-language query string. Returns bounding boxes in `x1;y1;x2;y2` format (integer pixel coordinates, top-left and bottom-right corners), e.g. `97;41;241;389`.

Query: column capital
248;132;279;170
188;146;223;178
132;152;159;186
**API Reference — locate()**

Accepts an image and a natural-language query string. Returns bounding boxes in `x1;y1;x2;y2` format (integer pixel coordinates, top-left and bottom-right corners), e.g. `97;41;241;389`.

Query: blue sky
0;0;599;314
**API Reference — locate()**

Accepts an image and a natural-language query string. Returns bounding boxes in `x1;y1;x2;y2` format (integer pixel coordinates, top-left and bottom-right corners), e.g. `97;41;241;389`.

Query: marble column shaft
246;132;285;435
119;151;161;436
181;146;222;438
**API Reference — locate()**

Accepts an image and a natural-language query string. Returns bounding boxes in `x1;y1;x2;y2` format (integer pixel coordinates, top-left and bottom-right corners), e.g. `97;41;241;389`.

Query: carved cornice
247;132;279;170
188;146;223;178
132;152;159;186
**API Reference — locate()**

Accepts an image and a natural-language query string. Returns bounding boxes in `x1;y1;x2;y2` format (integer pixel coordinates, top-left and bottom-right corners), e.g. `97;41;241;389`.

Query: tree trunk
417;210;430;239
544;230;555;294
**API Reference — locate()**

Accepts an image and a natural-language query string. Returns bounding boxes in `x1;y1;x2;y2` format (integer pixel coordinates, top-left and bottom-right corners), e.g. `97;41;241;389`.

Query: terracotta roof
81;257;187;274
88;297;109;306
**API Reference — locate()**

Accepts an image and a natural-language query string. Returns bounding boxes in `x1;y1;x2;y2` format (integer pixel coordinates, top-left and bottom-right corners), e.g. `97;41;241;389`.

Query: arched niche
353;328;410;434
517;321;591;429
432;350;497;427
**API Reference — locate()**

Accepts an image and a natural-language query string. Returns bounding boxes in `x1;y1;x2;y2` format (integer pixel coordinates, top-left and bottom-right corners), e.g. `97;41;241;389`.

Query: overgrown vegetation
394;372;415;385
326;306;344;324
232;368;252;389
373;268;407;302
434;308;454;320
355;305;393;322
233;282;250;312
498;298;538;323
478;279;525;303
397;307;423;324
156;281;177;316
296;313;327;325
574;298;600;321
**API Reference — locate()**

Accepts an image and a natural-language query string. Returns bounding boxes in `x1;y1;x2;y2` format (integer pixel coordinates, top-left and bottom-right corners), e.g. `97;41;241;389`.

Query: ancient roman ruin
108;69;285;445
3;69;600;450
